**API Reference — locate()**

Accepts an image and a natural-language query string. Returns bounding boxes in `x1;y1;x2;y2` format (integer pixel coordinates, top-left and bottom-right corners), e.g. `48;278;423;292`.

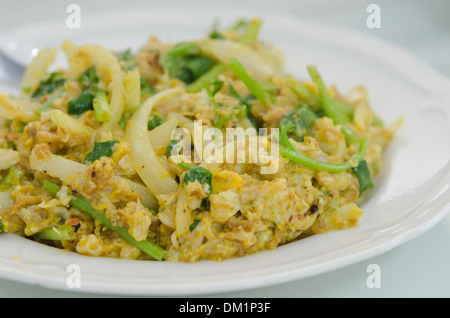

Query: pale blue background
0;0;449;298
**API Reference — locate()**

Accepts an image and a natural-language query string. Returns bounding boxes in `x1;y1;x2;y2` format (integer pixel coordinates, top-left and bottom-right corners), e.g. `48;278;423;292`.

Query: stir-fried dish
0;19;401;262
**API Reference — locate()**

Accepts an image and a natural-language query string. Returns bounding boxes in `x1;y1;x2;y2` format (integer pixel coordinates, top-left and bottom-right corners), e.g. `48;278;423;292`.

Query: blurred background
0;0;449;297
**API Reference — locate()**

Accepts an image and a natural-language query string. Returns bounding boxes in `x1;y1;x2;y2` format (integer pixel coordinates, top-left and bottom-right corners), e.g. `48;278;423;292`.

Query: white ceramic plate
0;6;449;296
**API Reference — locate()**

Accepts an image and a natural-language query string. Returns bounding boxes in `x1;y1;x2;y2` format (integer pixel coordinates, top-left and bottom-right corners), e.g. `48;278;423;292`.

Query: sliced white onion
20;46;57;99
124;70;141;113
148;116;178;153
199;39;274;81
29;144;158;210
50;109;94;138
126;88;182;197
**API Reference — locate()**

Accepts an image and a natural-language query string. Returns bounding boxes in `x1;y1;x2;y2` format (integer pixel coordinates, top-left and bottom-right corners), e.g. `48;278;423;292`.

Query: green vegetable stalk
238;18;263;46
277;66;372;195
289;81;353;121
43;180;166;261
140;78;157;96
279;124;368;173
228;58;269;105
77;65;99;94
187;18;264;93
186;63;228;93
306;65;358;145
34;224;76;241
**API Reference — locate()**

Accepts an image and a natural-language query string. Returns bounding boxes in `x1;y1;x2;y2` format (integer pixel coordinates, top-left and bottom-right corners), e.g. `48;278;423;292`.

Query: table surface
0;0;449;298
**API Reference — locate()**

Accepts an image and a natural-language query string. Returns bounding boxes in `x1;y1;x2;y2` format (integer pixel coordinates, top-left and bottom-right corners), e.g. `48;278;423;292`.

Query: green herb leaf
160;42;217;84
352;160;373;196
186;63;228;93
189;219;201;232
67;92;94;115
36;90;65;113
84;141;119;164
178;162;212;190
279;105;318;142
77;65;99;94
228;81;259;128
